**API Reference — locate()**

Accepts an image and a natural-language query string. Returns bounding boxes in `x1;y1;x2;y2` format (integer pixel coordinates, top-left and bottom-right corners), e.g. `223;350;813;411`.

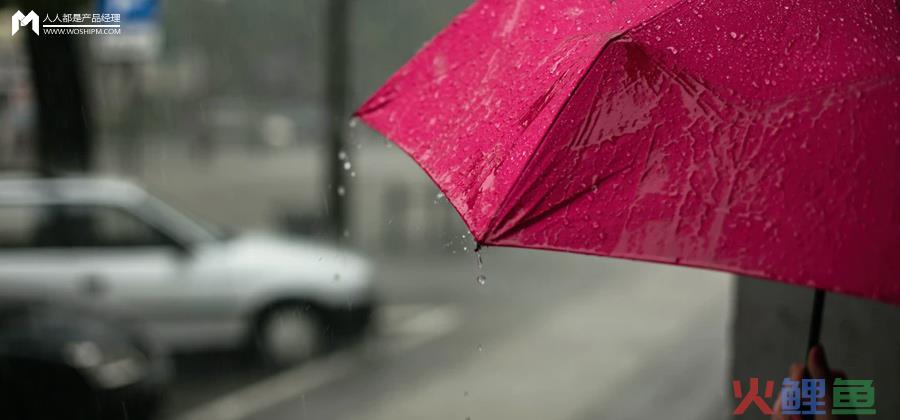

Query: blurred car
0;293;170;420
0;177;376;366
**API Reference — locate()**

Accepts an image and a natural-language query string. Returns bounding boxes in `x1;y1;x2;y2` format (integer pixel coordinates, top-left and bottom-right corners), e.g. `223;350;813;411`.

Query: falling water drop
337;186;346;196
348;117;359;128
474;249;486;285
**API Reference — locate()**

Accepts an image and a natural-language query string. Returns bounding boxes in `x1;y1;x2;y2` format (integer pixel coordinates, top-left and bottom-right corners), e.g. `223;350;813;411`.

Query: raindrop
348;117;359;128
474;249;486;285
350;171;357;178
337;186;346;196
343;161;352;170
476;274;487;285
338;150;347;160
729;31;738;39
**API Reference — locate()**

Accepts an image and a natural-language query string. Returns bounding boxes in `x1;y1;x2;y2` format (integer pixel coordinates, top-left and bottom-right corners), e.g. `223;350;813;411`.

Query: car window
63;206;174;248
0;206;39;248
0;205;68;248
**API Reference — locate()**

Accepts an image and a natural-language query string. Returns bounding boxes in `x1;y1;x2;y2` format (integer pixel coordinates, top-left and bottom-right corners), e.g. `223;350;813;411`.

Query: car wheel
255;303;324;367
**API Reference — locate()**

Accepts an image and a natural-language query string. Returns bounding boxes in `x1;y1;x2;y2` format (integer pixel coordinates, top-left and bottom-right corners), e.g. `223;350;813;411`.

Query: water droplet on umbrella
729;31;738;39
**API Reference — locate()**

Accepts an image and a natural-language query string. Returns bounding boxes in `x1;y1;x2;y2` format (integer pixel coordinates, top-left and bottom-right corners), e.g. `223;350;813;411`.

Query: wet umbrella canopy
356;0;900;304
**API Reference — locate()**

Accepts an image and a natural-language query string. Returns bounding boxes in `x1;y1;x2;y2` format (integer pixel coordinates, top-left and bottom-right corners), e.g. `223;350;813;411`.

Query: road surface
161;248;734;420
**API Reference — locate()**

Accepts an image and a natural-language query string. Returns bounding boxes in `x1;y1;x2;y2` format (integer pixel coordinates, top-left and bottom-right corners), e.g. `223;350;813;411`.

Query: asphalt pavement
161;248;734;420
108;145;736;420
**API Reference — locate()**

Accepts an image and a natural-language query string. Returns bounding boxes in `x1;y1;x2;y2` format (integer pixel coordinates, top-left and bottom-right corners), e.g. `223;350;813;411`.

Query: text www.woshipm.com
43;28;121;35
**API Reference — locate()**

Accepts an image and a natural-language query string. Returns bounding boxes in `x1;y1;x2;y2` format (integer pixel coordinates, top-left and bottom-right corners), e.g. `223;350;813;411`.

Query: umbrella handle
800;289;826;420
806;289;826;352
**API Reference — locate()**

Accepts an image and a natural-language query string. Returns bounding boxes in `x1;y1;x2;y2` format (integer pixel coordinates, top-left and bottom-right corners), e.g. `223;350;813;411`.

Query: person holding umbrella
356;0;898;417
772;345;860;420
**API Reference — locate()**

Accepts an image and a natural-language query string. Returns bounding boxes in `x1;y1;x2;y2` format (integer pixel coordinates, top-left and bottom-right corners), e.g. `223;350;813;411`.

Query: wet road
160;248;733;420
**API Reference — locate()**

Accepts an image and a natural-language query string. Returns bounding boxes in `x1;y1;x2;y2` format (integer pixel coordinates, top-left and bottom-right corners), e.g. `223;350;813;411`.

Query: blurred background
8;1;892;420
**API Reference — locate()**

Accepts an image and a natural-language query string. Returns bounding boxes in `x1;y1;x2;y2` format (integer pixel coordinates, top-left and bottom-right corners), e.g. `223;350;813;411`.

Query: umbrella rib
484;32;630;243
484;0;699;243
490;163;634;244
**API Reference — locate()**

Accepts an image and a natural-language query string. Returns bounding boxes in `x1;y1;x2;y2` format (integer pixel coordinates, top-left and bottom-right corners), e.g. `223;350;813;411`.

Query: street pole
324;0;350;239
24;26;93;176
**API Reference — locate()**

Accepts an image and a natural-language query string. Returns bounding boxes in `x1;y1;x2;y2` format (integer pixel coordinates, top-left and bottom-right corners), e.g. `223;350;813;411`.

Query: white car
0;177;375;366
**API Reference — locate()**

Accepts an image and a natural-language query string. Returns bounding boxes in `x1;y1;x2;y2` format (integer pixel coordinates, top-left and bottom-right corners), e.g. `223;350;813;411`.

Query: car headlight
63;340;148;389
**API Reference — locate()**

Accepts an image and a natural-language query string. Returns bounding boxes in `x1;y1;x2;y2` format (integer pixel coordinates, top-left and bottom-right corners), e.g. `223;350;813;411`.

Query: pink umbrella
356;0;900;315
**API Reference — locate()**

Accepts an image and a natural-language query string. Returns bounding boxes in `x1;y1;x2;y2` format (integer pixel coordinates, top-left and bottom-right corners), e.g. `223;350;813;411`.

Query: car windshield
142;196;231;244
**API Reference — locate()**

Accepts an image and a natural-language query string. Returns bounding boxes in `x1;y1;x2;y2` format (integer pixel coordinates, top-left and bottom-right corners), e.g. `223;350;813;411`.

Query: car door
60;204;187;313
0;204;81;299
62;204;242;351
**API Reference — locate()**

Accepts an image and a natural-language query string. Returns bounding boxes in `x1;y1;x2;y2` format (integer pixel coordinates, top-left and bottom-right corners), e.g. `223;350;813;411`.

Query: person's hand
771;345;855;420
